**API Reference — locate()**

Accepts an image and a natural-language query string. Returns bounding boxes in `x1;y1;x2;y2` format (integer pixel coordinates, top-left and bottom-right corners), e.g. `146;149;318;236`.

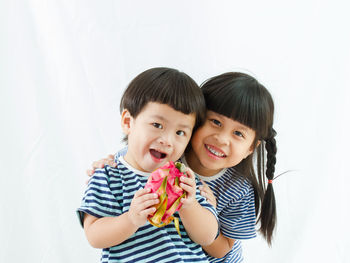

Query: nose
158;132;173;147
213;132;230;146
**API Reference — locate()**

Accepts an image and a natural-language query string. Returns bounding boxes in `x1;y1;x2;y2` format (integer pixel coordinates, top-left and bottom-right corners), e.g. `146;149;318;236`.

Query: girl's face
186;111;257;176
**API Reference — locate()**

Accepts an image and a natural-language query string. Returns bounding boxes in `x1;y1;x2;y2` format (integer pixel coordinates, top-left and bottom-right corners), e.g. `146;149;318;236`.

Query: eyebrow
151;115;193;130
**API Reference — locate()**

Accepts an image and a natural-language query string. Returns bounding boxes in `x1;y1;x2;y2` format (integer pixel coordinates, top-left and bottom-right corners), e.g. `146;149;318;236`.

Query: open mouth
150;149;167;161
205;144;226;158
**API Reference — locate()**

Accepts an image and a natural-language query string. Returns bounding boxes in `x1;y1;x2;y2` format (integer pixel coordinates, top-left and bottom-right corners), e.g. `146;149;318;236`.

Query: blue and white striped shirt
182;156;256;263
77;156;217;263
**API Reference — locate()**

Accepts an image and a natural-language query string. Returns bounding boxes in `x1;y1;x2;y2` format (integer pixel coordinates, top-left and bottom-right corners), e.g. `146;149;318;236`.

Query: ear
245;140;261;159
121;109;133;135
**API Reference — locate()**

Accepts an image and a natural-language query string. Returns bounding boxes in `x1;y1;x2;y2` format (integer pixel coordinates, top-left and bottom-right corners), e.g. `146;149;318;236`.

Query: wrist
179;199;199;215
125;211;141;229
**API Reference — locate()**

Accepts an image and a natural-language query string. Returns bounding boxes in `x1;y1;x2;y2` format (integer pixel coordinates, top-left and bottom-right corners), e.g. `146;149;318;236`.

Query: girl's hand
179;168;197;209
128;188;159;227
199;179;217;209
86;154;116;183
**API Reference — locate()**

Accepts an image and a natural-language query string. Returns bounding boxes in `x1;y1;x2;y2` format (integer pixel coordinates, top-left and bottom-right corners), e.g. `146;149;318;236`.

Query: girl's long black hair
201;72;277;245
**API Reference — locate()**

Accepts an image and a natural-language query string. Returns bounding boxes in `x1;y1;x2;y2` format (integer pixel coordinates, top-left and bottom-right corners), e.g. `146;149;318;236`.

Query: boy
77;67;218;262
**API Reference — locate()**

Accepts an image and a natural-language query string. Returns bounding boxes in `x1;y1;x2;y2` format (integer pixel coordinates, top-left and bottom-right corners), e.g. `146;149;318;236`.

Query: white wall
1;0;349;262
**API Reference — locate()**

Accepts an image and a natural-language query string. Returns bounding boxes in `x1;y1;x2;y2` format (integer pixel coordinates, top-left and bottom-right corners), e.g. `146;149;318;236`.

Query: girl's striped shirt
181;157;256;263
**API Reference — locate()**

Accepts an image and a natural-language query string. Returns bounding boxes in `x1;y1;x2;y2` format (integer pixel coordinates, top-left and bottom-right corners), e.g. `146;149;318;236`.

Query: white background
1;0;349;262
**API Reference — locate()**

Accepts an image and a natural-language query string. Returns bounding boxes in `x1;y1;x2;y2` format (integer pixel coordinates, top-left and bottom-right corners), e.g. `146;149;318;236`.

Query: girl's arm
202;233;235;258
178;169;219;246
199;180;256;258
86;148;127;178
83;188;159;248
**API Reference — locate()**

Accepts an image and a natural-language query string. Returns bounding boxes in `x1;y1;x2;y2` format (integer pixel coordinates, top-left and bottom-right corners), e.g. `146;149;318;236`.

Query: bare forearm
179;202;218;246
84;212;138;248
202;232;235;258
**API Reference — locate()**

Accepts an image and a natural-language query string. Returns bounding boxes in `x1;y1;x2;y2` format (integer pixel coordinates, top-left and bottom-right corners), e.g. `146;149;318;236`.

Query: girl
88;72;277;262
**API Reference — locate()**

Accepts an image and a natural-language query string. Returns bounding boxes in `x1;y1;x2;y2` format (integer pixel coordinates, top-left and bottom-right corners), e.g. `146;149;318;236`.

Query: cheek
176;142;189;155
242;144;254;158
190;133;202;150
191;127;207;146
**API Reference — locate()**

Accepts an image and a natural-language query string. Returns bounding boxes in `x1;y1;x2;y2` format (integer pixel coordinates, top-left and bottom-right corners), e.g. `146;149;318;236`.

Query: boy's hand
179;168;197;209
128;188;159;227
199;179;217;209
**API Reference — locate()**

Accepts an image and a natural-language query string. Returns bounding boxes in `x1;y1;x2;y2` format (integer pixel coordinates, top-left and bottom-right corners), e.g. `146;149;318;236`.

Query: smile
205;144;226;158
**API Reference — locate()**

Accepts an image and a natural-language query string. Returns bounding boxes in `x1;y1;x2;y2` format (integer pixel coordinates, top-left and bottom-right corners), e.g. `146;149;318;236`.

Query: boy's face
122;102;196;172
187;111;257;176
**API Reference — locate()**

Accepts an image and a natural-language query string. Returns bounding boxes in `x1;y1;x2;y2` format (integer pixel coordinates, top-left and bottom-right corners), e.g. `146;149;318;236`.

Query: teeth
206;145;225;157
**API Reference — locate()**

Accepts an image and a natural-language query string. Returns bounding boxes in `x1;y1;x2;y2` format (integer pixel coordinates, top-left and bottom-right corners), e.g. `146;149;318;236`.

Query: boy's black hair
120;67;206;130
201;72;277;245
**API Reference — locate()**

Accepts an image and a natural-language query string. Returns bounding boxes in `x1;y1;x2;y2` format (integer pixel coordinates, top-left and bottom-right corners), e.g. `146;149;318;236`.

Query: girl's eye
234;131;244;138
210;119;222;127
152;123;163;129
176;130;185;136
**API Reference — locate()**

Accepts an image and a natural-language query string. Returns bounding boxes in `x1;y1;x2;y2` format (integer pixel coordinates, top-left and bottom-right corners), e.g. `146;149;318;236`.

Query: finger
106;159;117;168
86;169;95;176
200;191;211;202
180;176;195;187
185;167;195;179
92;161;105;169
180;182;195;194
200;190;207;198
139;207;157;217
200;179;208;187
135;193;159;205
138;198;159;210
105;154;117;167
133;188;151;198
107;154;115;160
134;189;159;203
110;161;117;168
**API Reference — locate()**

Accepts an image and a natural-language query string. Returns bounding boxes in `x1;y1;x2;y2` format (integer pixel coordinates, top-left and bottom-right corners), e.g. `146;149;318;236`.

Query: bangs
146;71;203;115
201;72;274;137
120;67;206;128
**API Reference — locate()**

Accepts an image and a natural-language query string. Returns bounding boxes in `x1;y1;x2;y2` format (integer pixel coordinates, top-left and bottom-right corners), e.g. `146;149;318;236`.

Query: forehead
138;102;196;128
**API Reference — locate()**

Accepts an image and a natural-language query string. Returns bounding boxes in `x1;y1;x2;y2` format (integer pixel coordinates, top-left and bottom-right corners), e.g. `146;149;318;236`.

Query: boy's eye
234;131;244;138
210;119;222;127
176;130;185;136
152;123;163;129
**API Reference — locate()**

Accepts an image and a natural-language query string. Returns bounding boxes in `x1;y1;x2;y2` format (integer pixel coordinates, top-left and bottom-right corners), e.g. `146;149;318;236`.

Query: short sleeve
76;167;122;227
220;186;256;240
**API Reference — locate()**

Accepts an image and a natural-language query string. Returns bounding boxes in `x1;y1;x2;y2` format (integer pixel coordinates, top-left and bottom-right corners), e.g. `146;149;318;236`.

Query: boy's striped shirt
77;156;217;263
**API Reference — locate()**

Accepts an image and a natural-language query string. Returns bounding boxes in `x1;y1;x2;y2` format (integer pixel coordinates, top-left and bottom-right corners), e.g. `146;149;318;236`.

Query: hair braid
265;135;277;180
259;129;277;245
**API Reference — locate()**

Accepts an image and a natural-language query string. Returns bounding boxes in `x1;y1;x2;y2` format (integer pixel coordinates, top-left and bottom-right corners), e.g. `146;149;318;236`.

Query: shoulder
218;167;254;201
93;159;137;180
